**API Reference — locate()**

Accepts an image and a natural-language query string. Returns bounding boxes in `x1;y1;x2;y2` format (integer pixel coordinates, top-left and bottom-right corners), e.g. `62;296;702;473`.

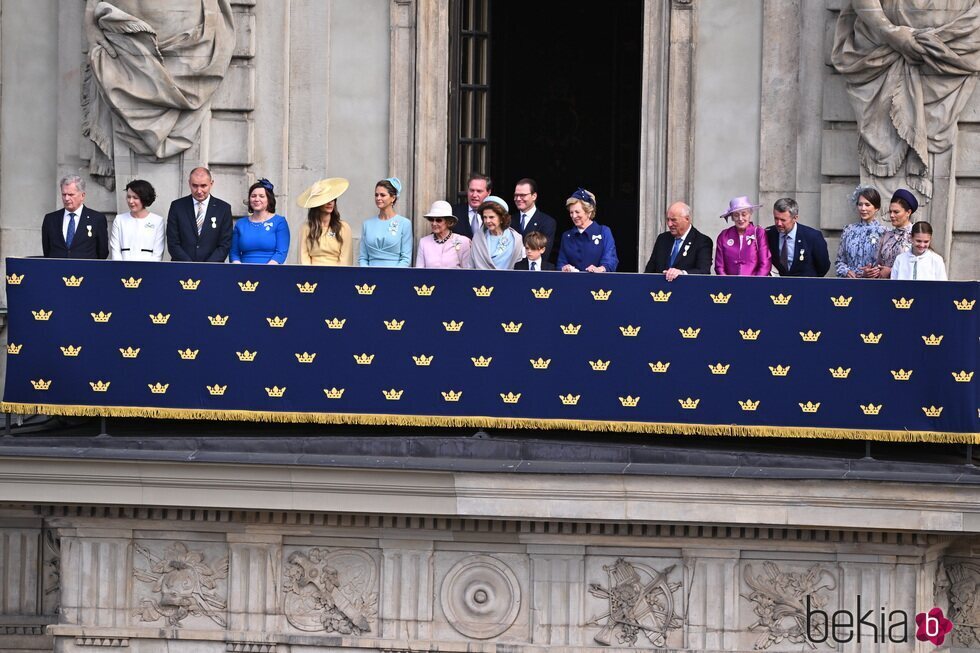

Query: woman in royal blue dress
557;188;618;272
230;178;289;264
358;177;412;267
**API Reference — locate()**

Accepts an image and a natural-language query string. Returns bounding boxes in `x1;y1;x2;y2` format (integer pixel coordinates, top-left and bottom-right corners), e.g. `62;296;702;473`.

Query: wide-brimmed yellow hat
296;177;350;209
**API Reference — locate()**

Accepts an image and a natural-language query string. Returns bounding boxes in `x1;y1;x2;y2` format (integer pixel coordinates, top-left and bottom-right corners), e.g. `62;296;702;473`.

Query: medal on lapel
211;216;217;229
86;225;93;238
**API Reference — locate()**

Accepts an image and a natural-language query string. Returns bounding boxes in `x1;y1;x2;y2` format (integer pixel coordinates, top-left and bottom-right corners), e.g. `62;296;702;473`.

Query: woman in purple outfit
714;196;772;276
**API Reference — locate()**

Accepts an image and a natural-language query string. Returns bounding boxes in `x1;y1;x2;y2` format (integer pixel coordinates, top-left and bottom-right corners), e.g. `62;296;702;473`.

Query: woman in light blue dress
835;186;885;278
469;196;524;270
358;177;412;267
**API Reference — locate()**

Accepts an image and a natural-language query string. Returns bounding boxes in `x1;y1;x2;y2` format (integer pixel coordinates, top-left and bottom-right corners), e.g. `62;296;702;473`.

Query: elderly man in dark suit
644;201;712;281
766;197;831;277
510;178;557;261
450;173;492;240
41;175;109;259
166;166;233;262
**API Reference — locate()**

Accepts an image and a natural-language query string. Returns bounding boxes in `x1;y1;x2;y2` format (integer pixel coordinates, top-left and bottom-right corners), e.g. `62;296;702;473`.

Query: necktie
521;213;527;230
471;210;480;234
531;261;537;271
668;238;682;267
780;234;789;269
195;201;205;235
912;259;917;280
66;213;77;247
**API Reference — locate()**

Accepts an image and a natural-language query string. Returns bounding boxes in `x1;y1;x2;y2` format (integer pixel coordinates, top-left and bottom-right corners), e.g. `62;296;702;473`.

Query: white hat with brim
297;177;350;209
423;200;457;225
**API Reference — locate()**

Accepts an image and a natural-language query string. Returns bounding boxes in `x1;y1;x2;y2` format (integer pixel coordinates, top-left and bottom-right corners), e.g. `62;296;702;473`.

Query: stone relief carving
938;561;980;647
831;0;980;204
588;558;684;648
741;562;837;650
82;0;236;189
440;554;522;639
282;548;377;635
42;528;61;615
132;541;228;628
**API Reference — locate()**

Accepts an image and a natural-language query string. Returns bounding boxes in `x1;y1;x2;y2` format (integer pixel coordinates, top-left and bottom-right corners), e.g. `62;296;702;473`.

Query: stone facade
0;457;976;652
0;504;973;652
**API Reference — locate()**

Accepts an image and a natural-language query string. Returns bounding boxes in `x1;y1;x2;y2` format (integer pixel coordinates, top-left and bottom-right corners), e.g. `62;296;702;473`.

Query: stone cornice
0;456;978;534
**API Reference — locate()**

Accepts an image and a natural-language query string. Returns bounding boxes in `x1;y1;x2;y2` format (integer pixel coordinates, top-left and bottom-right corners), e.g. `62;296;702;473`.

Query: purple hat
720;196;761;220
890;188;918;213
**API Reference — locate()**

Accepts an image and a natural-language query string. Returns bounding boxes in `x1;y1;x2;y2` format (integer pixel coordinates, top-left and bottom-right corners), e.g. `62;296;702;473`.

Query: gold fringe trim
2;402;978;444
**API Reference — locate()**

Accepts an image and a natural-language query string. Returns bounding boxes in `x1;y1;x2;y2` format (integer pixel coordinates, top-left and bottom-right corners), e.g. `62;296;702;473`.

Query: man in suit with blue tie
511;178;557;261
766;197;830;277
41;175;108;259
644;201;712;280
166;167;233;262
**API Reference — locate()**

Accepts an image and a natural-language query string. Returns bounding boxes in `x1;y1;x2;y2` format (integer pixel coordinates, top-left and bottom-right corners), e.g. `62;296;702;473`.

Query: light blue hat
385;177;403;195
485;195;509;213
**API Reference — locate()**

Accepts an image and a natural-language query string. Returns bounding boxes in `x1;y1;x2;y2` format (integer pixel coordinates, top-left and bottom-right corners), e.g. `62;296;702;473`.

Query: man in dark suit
450;173;492;239
511;178;557;261
766;197;830;277
643;201;712;281
41;175;109;259
166;166;233;262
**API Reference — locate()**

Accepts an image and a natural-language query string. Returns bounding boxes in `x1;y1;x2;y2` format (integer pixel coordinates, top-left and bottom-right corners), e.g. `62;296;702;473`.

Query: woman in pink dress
415;200;471;269
714;196;772;276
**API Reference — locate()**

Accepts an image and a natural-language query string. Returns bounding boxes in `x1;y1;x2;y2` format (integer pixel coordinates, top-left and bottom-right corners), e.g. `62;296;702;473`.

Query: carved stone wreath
440;555;521;639
282;548;378;635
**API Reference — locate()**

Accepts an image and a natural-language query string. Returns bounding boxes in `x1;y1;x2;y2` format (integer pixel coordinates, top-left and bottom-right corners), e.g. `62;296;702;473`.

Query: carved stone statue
83;0;236;189
831;0;980;202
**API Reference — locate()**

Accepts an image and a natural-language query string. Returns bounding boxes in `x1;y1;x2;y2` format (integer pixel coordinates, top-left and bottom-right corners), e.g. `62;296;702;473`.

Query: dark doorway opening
488;1;643;271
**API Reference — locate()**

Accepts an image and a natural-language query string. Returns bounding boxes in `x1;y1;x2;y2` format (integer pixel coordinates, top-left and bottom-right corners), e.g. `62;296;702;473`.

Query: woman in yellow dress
297;177;353;266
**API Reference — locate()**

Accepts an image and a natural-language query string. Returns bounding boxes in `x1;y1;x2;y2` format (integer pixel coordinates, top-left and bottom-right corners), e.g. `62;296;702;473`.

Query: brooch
389;223;399;236
746;234;756;244
727;238;735;247
591;234;603;245
264;222;272;231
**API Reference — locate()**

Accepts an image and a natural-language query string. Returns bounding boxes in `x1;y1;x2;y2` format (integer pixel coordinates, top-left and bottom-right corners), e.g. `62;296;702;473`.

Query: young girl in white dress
109;179;165;261
890;221;947;281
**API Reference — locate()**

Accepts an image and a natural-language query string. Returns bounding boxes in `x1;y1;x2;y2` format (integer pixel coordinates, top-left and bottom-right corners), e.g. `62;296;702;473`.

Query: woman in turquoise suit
358;177;413;267
230;178;289;264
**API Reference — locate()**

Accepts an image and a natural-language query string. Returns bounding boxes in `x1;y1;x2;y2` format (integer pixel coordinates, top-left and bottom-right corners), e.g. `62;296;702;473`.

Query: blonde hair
565;189;597;219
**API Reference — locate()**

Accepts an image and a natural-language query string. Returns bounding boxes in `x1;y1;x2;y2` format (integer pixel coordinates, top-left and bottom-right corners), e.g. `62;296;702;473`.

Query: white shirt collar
64;205;84;219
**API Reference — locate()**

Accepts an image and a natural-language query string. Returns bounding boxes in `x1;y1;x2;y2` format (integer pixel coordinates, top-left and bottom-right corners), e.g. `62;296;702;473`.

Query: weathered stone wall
0;505;975;653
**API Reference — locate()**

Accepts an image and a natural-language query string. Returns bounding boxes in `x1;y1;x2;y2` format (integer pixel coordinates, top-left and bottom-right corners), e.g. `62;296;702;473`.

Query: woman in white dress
109;179;165;261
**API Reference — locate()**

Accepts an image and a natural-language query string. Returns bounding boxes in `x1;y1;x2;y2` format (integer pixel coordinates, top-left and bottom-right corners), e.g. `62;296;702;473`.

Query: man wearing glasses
511;178;556;261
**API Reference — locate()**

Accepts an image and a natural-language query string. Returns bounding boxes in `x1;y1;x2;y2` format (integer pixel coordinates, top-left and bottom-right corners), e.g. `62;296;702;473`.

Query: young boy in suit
514;231;555;270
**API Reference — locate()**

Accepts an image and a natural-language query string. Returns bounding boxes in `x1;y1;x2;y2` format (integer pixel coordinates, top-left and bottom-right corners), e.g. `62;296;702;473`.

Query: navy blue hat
891;188;918;213
570;188;595;206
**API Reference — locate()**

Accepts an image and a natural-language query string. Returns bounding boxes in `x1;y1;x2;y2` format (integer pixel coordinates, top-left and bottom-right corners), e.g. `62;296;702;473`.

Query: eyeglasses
431;217;447;223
